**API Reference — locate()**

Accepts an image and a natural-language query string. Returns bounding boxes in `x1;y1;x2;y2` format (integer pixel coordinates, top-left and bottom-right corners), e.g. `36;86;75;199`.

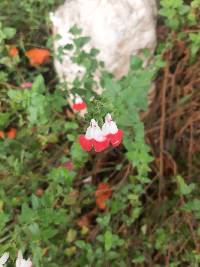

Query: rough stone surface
51;0;157;88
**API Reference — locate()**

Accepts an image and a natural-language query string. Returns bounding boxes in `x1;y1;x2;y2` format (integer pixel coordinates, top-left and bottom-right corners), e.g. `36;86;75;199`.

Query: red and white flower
16;251;32;267
79;119;109;152
72;94;87;111
102;113;123;147
0;252;9;267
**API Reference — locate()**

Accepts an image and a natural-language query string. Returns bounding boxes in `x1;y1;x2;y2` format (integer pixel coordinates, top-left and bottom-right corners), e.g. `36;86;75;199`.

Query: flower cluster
0;251;32;267
79;114;123;153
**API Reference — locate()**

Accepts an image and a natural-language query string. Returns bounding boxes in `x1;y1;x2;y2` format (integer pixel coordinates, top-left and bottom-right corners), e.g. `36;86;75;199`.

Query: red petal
109;130;123;147
79;135;92;151
61;161;74;171
95;183;112;198
7;128;17;139
72;102;87;111
93;138;109;153
95;183;112;210
96;196;107;210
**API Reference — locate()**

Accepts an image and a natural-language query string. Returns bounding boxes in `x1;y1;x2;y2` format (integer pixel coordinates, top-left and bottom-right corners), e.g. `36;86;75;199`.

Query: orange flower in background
25;48;50;66
7;128;17;139
95;182;112;210
0;131;5;139
8;46;19;57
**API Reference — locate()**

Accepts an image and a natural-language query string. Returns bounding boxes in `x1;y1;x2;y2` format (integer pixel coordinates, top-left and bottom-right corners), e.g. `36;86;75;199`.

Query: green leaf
28;223;40;238
19;203;36;223
90;48;100;57
32;75;46;93
66;229;77;243
31;194;40;210
75;240;86;249
69;25;82;35
3;27;16;39
71;142;88;166
0;213;9;232
132;253;145;264
104;230;113;252
64;44;74;50
130;56;143;69
176;175;195;195
74;36;91;48
0;113;10;128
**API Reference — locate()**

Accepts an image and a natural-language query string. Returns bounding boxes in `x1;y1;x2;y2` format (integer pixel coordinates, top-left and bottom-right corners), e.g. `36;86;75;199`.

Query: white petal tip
105;113;112;122
91;119;97;125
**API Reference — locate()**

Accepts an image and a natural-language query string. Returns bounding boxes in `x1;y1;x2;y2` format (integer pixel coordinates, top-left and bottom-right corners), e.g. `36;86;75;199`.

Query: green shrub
0;1;200;266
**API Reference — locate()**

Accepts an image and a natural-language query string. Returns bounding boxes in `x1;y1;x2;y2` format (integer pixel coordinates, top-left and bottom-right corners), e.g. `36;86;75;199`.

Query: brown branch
159;56;170;200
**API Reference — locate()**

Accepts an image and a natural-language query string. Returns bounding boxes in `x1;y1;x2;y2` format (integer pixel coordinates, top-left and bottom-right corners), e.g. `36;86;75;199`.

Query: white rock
51;0;157;90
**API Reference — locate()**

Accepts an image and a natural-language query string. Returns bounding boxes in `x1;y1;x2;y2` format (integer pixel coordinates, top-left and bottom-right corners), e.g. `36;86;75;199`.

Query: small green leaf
0;113;10;128
66;229;77;243
3;27;16;39
104;230;113;252
130;56;143;69
176;175;195;195
69;25;82;35
64;44;74;50
74;36;91;48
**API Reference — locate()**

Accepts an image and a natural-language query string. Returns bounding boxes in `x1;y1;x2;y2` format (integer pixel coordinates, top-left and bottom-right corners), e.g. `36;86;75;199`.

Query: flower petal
95;183;112;198
96;196;107;210
25;48;50;66
62;161;74;171
79;135;92;151
7;128;17;139
109;129;123;147
0;252;9;265
95;183;112;210
72;102;87;111
8;47;18;57
93;138;109;152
